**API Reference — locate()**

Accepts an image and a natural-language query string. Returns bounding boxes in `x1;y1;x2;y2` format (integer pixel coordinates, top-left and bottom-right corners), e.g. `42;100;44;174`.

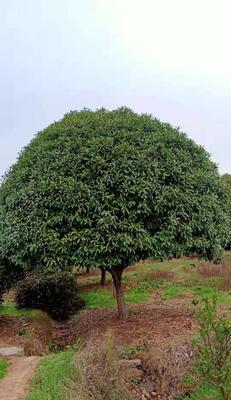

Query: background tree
221;174;231;187
221;174;231;250
99;268;106;286
0;108;227;319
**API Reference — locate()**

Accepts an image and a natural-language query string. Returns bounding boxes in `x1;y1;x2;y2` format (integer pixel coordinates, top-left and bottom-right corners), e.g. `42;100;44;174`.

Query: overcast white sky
0;0;231;177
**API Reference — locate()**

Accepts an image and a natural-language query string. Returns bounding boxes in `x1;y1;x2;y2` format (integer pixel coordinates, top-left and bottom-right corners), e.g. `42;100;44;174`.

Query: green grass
3;256;229;317
27;351;75;400
0;304;39;318
82;289;116;308
81;255;231;309
192;285;231;304
82;287;151;309
125;288;150;303
138;277;166;291
82;285;153;309
161;283;187;300
0;359;8;380
119;343;141;359
125;259;178;278
179;382;219;400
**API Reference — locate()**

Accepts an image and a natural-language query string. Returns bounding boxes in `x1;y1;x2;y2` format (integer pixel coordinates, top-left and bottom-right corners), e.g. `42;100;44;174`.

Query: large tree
0;108;227;318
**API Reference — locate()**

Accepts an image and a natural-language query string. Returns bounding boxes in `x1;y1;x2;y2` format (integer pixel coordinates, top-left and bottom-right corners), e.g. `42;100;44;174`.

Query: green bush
15;271;85;320
195;295;231;400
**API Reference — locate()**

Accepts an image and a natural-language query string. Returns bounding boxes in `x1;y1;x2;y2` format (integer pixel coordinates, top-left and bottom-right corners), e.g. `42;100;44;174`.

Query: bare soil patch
52;298;195;349
0;314;53;355
80;281;112;293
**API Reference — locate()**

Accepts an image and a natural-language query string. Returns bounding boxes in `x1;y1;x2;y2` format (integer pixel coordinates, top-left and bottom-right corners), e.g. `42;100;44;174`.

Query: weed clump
119;343;141;359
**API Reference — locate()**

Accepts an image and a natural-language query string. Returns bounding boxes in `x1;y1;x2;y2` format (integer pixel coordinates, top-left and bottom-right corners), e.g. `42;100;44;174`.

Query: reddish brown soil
0;314;53;355
52;298;196;348
0;296;197;355
80;281;112;293
0;298;197;400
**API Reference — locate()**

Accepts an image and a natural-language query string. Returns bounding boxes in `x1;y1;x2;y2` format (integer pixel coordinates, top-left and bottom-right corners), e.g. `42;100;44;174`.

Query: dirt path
0;356;39;400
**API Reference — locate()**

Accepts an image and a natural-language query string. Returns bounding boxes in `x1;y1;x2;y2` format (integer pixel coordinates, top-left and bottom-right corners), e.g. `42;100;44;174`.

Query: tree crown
0;108;227;272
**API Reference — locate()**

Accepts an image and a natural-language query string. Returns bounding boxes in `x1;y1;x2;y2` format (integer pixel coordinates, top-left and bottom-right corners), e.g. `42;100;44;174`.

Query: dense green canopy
0;108;226;266
0;108;228;317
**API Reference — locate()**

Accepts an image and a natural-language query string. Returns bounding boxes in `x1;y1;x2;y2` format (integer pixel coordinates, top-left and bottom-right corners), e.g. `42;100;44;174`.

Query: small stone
119;358;142;367
142;389;151;398
141;381;155;393
0;346;24;356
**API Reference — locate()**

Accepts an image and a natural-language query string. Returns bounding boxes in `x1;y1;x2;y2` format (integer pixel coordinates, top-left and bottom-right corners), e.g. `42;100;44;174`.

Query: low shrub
15;271;85;320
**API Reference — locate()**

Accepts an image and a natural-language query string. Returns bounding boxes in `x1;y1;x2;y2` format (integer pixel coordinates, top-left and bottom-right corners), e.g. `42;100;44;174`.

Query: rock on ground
0;347;24;357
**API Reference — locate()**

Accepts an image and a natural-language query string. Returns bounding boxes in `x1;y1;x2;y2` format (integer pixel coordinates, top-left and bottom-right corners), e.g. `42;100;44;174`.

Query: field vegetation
1;254;230;399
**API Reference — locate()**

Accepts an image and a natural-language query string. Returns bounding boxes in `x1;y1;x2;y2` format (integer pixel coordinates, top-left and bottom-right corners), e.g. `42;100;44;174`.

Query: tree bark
112;282;116;298
100;268;106;286
111;268;127;320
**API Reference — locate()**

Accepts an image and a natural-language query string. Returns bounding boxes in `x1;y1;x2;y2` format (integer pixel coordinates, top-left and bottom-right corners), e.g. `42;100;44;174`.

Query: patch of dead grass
198;263;231;291
142;338;195;399
146;269;175;281
69;331;131;400
198;263;225;278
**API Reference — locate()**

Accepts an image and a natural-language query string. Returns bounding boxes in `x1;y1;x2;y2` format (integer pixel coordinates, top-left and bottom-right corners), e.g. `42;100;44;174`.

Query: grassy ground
1;255;231;317
0;304;39;318
182;384;219;400
2;254;231;399
80;256;231;309
0;359;8;379
27;351;75;400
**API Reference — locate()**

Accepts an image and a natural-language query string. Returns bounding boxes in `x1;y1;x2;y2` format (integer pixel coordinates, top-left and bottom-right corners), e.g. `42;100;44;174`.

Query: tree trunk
86;266;90;274
111;268;127;320
112;282;116;298
100;268;106;286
